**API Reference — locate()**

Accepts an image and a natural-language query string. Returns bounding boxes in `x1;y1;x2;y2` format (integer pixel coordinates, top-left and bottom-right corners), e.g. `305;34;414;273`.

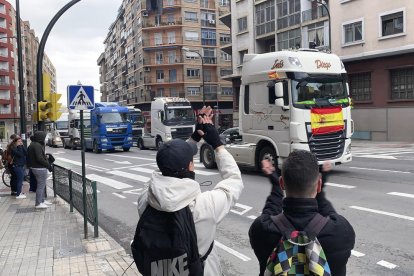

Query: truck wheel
137;139;145;150
201;145;217;169
258;146;278;172
93;141;102;154
123;147;130;152
156;138;163;150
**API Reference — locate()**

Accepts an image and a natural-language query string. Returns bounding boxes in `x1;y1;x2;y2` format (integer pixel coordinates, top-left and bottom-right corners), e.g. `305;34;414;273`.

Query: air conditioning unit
209;19;215;24
144;67;151;72
142;10;149;17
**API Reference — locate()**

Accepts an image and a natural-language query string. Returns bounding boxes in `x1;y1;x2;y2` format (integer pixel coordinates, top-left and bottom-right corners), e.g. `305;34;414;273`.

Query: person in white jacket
137;106;243;276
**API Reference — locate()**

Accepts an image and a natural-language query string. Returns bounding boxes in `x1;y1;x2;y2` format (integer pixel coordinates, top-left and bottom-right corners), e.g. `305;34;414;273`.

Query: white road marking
349;167;410;174
107;170;150;183
350;206;414;221
113;162;157;170
129;167;155;174
379;151;414;156
387;192;414;199
112;193;126;199
357;155;396;160
377;260;397;269
214;240;251;261
351;250;365;257
132;202;138;206
109;154;155;161
104;159;132;165
247;215;258;220
230;203;253;216
123;188;144;195
86;174;132;190
56;158;106;171
325;182;356;189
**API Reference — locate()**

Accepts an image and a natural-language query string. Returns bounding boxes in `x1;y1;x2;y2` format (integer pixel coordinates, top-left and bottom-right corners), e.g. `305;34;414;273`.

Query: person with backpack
9;136;27;199
132;106;244;276
27;131;53;209
3;134;19;195
249;150;355;276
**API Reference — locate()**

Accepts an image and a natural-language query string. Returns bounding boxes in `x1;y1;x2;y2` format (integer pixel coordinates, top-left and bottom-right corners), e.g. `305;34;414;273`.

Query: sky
12;0;123;106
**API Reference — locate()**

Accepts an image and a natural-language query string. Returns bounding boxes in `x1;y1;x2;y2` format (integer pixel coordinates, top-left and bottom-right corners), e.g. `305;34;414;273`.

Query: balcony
200;0;215;9
218;6;231;27
142;18;182;28
220;39;232;55
142;37;183;48
144;76;183;84
163;0;181;8
204;93;217;100
203;57;217;64
277;13;301;30
143;56;183;65
201;19;216;28
302;6;328;23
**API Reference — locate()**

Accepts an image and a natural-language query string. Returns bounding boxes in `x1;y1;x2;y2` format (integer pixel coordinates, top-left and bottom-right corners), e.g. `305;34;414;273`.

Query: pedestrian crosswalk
352;147;414;160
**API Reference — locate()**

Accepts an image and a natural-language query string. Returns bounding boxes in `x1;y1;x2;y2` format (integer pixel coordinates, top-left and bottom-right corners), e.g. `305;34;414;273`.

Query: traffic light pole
36;0;81;131
15;0;26;145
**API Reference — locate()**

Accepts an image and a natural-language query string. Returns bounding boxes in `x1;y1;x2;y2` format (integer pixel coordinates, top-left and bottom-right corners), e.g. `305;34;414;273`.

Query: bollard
68;170;73;213
92;181;99;238
52;165;56;198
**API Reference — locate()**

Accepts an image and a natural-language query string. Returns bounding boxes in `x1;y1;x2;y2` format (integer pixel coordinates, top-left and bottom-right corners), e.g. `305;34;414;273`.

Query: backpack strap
200;241;214;263
303;213;329;240
271;213;295;238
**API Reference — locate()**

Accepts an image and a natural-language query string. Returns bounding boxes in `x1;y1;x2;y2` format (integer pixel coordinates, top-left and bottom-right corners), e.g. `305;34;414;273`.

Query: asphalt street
45;142;414;276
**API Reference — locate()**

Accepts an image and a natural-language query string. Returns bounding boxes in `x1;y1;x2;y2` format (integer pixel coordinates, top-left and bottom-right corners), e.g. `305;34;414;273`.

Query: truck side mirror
275;82;284;98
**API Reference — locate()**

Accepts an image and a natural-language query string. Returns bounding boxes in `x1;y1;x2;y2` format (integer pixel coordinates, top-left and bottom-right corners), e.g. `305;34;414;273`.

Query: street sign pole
80;109;87;238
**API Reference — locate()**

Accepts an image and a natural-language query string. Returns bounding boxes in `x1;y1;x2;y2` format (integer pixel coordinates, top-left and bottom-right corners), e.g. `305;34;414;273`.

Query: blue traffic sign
67;85;95;110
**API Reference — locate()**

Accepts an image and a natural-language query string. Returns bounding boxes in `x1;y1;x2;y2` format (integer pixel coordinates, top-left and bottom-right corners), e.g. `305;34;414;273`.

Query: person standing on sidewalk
27;131;52;209
4;134;18;195
10;137;27;199
27;135;37;193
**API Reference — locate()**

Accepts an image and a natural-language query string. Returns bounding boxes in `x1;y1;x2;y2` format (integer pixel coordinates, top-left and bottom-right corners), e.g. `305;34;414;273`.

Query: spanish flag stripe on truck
311;107;345;135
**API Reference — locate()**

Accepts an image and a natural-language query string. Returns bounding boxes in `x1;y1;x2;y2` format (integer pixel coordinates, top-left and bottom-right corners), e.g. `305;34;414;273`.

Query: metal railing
52;164;99;238
302;6;328;23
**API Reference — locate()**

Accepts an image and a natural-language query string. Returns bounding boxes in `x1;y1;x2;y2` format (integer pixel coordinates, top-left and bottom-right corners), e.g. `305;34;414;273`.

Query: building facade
221;0;330;126
331;0;414;142
0;1;56;140
98;0;234;128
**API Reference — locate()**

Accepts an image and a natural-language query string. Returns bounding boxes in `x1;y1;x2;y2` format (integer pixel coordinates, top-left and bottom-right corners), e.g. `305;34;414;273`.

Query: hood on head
33;131;46;143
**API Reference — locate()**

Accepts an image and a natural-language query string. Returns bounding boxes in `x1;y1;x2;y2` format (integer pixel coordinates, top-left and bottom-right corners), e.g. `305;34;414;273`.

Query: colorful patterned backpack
265;213;331;276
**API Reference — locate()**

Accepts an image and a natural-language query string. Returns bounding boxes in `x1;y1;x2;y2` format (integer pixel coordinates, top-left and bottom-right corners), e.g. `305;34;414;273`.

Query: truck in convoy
63;103;133;153
137;97;195;150
127;106;145;146
46;112;69;147
200;49;353;170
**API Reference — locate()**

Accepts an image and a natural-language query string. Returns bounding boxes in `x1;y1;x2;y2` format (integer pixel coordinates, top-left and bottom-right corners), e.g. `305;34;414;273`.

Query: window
343;20;363;44
170;87;178;97
381;10;404;37
220;68;233;76
219;0;229;6
219;33;231;45
220;51;231;61
222;87;233;95
390;68;414;100
256;0;275;36
185;11;198;22
156;70;164;82
187;68;200;78
239;50;248;65
187;87;200;96
168;51;176;64
237;17;248;33
185;31;199;41
308;22;325;47
156;52;163;64
277;28;301;50
349;73;371;101
201;29;216;46
167;31;176;44
154;33;162;45
201;11;216;27
276;0;301;29
203;48;216;64
157;88;164;97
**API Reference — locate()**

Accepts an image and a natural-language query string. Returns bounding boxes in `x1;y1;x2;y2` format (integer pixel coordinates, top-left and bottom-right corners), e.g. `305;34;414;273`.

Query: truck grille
108;128;127;135
171;127;193;139
110;137;125;145
308;130;345;161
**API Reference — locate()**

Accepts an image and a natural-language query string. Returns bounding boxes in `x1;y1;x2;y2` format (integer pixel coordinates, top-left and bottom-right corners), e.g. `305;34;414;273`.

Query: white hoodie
137;146;243;276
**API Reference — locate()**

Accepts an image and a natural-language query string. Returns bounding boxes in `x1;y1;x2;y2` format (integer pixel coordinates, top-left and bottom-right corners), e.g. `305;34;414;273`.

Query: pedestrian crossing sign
67;85;95;110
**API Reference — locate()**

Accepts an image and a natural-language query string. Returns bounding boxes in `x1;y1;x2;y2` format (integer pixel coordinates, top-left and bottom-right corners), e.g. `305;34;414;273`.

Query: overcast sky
13;0;123;105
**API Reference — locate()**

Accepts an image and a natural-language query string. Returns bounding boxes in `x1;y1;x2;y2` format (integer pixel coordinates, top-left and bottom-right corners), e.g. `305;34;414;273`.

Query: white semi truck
137;97;195;150
47;112;69;147
201;49;353;169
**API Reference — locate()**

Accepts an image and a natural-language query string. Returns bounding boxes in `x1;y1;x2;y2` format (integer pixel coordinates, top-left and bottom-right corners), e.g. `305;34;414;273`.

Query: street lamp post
317;0;331;51
181;47;205;106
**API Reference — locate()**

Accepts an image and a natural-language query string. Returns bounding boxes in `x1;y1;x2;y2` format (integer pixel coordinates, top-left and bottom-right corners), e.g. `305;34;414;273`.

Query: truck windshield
128;112;145;127
164;108;195;125
100;113;127;124
55;121;68;130
291;75;350;109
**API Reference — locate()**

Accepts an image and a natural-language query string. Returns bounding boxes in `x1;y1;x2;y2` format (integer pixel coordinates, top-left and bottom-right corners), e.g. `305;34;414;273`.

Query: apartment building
98;0;234;128
221;0;330;126
331;0;414;142
0;0;56;139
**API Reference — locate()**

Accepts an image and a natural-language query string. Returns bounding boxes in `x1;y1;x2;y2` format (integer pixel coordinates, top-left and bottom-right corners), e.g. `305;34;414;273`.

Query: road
46;142;414;276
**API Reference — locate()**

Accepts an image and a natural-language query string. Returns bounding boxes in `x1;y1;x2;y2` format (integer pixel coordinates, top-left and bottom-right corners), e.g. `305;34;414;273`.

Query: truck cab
201;49;353;170
127;106;145;146
47;113;69;148
138;97;195;150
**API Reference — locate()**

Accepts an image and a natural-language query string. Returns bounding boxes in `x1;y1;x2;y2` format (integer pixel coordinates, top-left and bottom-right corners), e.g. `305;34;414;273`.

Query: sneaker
35;203;48;209
16;194;27;199
43;200;53;205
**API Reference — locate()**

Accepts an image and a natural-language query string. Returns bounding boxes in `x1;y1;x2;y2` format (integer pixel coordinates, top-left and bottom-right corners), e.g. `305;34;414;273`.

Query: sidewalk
0;183;141;276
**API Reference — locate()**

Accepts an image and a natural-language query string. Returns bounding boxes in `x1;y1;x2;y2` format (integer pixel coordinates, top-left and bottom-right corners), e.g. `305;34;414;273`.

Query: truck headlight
346;144;351;154
55;137;61;142
101;138;108;143
165;134;172;140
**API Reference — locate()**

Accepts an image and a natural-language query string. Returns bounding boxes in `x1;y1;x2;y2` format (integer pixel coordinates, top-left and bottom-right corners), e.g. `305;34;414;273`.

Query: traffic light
50;93;62;121
38;101;52;121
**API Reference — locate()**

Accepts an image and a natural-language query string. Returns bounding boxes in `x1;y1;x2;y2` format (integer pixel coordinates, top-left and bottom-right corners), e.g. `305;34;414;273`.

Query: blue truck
63;102;133;153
